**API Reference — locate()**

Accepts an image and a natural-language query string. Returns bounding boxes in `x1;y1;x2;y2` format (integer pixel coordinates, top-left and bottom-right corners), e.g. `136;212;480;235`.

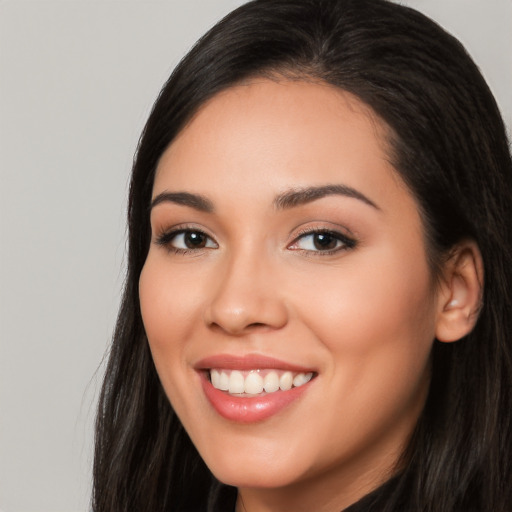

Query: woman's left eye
289;230;356;253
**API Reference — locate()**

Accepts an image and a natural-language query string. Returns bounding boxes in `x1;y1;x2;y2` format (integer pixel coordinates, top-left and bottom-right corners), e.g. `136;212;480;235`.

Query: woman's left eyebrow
273;184;380;210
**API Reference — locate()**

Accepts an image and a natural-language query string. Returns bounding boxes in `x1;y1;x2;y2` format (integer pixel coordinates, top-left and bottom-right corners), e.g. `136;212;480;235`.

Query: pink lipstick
196;354;316;423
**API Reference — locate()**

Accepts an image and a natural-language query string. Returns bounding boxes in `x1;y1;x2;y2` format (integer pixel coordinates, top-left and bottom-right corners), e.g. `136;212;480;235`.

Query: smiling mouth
208;369;315;396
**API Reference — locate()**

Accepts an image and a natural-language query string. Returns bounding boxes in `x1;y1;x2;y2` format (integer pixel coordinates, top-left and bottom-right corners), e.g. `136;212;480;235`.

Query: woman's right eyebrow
150;191;214;213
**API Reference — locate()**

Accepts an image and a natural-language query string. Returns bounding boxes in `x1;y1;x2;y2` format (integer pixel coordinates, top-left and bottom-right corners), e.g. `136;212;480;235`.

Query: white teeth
293;372;313;387
229;370;245;394
210;369;314;395
211;369;221;388
263;372;280;393
219;371;230;391
279;371;293;391
244;371;264;394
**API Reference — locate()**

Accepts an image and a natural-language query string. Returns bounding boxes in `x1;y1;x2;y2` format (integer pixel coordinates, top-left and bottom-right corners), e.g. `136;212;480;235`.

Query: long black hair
93;1;512;510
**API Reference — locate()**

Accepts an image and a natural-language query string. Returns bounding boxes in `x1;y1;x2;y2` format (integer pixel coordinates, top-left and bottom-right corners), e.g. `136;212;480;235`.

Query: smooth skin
139;80;482;512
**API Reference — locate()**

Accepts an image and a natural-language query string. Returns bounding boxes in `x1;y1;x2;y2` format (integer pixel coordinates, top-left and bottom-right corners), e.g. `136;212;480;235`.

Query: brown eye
156;229;218;252
312;233;338;250
183;231;208;248
289;230;357;253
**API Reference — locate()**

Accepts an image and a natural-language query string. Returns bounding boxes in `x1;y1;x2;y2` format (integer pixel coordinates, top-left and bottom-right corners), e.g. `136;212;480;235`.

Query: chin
211;462;306;490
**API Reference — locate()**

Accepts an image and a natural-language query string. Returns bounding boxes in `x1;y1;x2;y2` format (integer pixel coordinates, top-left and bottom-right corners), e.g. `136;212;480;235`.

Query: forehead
153;79;408;213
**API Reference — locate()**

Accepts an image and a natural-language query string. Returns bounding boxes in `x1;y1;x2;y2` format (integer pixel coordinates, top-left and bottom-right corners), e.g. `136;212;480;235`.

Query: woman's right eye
156;229;218;252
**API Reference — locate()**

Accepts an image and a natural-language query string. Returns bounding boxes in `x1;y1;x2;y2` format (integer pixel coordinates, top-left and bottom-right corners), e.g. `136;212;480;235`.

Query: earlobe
435;240;484;343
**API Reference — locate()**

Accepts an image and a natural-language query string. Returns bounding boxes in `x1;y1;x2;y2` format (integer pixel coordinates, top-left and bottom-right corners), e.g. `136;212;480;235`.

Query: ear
435;240;484;343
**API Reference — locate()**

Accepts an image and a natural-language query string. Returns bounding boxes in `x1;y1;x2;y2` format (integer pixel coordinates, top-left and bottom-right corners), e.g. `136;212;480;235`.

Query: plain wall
0;1;510;511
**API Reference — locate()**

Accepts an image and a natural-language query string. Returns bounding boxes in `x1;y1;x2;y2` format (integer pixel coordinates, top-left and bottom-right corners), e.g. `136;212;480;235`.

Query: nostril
208;320;276;336
247;322;266;329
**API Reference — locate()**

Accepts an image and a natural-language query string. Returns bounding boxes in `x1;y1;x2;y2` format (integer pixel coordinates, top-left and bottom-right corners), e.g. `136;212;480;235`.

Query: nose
203;249;289;335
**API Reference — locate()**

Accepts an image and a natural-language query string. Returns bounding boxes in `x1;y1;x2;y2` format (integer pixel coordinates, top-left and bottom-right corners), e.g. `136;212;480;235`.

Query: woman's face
139;80;440;503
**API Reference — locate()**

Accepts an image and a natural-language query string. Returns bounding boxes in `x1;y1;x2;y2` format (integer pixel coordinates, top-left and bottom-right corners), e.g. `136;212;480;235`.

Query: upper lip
194;353;316;373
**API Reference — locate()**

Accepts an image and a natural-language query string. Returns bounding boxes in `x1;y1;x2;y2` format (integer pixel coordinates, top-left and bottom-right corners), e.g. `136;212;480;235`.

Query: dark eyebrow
273;184;379;210
150;191;214;213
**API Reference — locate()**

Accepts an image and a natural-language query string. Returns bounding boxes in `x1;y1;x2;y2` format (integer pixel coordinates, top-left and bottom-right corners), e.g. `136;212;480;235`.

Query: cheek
139;257;196;376
139;256;208;422
324;242;430;323
139;256;202;343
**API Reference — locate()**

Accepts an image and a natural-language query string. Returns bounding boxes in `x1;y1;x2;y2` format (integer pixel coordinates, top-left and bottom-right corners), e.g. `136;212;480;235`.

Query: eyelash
155;226;217;255
288;228;357;255
155;227;357;256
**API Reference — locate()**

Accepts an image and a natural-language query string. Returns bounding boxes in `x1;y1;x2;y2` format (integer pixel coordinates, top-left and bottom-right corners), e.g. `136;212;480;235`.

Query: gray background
0;1;510;511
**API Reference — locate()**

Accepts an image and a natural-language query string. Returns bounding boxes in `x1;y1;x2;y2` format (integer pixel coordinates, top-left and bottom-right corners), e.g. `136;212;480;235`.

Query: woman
93;0;512;510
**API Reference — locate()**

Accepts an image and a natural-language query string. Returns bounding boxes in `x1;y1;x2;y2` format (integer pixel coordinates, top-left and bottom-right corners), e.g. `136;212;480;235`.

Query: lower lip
200;372;312;423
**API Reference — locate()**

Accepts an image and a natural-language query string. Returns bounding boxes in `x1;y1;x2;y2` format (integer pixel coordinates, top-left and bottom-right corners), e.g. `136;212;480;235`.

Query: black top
187;476;401;512
343;476;400;511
